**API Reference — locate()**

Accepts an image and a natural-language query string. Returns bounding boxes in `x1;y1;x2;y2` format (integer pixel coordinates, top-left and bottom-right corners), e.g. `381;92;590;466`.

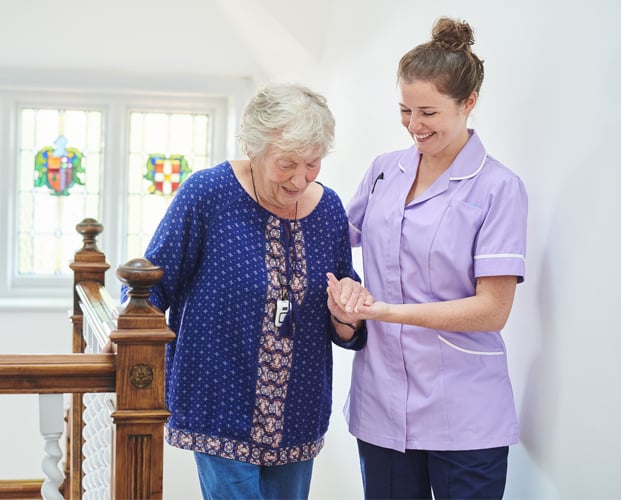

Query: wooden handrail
0;479;44;499
0;354;115;394
76;280;118;348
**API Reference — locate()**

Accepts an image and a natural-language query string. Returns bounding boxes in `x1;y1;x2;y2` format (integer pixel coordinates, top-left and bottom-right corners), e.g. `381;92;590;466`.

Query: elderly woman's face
252;145;322;211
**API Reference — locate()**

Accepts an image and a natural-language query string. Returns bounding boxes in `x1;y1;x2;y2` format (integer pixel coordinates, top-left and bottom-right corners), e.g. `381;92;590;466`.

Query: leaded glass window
126;111;211;258
0;72;244;303
18;108;103;276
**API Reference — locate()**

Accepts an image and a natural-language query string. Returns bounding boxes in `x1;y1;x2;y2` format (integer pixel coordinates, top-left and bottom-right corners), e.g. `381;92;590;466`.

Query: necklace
250;163;301;337
249;164;298;220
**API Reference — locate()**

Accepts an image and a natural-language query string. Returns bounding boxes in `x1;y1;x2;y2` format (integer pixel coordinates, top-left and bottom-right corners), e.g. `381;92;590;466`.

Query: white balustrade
82;392;114;500
81;311;116;500
39;394;64;500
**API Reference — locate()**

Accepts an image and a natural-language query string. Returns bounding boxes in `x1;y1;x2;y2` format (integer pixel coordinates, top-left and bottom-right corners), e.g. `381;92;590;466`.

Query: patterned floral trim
250;217;306;450
166;427;324;466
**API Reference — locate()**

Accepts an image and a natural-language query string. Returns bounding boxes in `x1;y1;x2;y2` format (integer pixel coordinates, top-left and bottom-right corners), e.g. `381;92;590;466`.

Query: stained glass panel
126;111;211;258
144;154;191;195
17;108;103;276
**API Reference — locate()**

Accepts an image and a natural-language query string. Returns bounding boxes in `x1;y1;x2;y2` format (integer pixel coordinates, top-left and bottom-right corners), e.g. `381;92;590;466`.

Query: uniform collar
398;129;487;181
448;130;487;180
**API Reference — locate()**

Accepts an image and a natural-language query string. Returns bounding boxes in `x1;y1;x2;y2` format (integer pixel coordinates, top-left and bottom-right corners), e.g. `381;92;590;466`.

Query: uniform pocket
437;333;504;355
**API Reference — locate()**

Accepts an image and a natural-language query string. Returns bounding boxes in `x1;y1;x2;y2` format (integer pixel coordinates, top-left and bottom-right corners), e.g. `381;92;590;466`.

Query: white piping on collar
397;151;488;179
450;152;488;181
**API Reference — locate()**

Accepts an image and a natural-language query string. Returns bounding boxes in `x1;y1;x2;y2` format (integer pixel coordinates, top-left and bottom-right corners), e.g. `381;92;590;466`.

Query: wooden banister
0;479;44;499
75;281;118;348
0;218;174;499
0;354;115;394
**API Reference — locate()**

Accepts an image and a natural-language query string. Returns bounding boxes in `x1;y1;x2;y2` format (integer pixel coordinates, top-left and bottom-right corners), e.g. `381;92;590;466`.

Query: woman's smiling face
398;79;476;162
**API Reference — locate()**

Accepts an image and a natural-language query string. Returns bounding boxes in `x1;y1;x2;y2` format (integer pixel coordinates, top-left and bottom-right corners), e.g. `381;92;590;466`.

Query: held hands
326;272;387;321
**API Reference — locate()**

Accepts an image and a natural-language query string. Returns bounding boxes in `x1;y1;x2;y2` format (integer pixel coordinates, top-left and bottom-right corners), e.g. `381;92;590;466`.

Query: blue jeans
194;452;314;499
357;439;508;499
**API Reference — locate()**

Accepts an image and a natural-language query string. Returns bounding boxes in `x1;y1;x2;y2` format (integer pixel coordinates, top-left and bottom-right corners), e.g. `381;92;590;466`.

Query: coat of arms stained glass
144;154;191;196
34;135;85;196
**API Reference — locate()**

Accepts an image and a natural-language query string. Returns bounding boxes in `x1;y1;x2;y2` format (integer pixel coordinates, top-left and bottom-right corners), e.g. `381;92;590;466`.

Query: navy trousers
357;439;508;500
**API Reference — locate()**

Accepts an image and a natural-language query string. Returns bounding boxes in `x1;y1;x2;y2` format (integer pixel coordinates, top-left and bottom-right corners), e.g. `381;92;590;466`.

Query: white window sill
0;297;73;312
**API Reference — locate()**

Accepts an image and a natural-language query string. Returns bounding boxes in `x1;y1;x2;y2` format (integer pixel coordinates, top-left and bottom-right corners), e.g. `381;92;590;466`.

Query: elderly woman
142;83;366;499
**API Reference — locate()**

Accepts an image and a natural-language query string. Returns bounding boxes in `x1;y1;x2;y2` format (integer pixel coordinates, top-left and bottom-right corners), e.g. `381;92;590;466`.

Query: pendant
275;299;291;327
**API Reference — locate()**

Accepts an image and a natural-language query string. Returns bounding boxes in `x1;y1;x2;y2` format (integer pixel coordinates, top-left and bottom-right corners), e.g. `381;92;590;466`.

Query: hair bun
431;17;475;52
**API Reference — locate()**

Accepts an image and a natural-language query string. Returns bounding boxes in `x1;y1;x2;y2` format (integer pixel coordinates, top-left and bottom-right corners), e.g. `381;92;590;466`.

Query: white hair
238;83;335;159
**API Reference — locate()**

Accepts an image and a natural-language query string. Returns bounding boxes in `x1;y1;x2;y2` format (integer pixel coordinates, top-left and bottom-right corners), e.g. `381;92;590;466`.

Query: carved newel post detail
109;259;175;500
71;219;109;316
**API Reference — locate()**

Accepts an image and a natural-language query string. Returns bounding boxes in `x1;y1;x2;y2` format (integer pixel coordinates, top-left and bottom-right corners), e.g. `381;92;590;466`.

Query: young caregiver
327;17;528;500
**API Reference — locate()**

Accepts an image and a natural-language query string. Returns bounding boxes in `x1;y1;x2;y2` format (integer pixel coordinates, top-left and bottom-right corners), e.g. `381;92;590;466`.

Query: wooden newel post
68;218;110;499
109;258;175;500
71;219;109;318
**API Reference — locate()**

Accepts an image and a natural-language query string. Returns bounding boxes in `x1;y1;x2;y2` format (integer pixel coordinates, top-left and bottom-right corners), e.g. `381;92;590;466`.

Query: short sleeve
474;174;528;283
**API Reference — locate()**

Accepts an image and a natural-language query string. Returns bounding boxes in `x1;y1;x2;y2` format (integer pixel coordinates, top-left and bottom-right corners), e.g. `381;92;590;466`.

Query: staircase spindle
39;394;65;500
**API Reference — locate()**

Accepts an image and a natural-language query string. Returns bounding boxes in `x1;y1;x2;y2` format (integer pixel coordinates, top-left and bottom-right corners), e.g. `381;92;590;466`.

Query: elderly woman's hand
326;272;375;320
326;272;391;323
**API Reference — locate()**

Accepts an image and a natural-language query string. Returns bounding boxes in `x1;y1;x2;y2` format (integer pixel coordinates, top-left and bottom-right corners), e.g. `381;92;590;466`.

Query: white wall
2;1;621;498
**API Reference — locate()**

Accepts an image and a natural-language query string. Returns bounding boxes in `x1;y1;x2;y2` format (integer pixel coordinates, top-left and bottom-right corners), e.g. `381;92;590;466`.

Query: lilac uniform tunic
345;130;528;452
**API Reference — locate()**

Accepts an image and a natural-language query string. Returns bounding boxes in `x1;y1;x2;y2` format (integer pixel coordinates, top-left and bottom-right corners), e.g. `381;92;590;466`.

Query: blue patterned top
142;161;366;465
